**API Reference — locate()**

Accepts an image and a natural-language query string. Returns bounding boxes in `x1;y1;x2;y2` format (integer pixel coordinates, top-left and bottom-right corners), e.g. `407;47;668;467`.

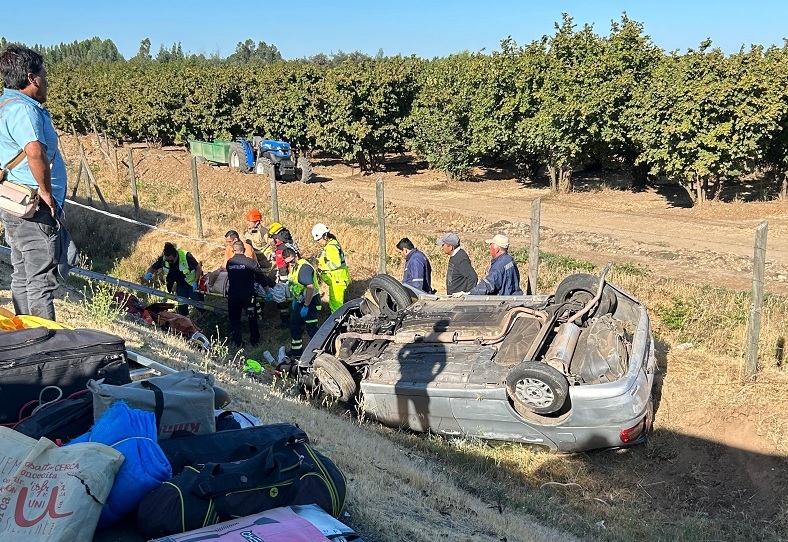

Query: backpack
137;433;346;539
12;389;94;443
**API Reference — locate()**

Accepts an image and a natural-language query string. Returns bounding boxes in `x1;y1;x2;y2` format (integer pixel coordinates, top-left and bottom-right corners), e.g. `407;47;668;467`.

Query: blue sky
6;1;787;59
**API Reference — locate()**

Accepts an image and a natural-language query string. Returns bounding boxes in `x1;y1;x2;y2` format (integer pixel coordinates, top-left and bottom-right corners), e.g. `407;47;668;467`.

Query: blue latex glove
192;281;199;292
143;271;153;281
299;305;308;318
264;292;273;302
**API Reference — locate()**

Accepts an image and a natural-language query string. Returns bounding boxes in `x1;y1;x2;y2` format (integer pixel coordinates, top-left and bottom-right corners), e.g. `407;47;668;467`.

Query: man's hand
143;271;154;281
24;141;55;217
299;305;308;318
450;291;467;298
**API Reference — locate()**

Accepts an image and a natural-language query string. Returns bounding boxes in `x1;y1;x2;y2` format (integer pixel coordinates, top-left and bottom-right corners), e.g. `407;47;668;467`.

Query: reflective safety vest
288;258;320;304
163;249;195;284
318;239;350;284
243;226;268;259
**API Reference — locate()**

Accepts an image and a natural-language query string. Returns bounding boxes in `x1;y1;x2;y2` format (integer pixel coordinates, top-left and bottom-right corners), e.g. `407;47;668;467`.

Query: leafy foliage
6;14;788;203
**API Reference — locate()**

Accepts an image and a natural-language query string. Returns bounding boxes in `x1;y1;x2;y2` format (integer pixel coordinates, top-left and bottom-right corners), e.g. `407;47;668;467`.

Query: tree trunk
781;172;787;201
547;165;558;192
355;151;369;173
557;167;573;194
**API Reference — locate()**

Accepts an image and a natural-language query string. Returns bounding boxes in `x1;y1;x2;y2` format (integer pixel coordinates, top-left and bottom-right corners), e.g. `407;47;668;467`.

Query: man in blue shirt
469;234;524;296
396;237;433;293
0;44;68;320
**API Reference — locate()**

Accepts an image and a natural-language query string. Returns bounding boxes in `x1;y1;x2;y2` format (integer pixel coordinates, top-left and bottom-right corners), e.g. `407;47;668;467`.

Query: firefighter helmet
244;209;262;223
311;223;330;241
268;222;284;236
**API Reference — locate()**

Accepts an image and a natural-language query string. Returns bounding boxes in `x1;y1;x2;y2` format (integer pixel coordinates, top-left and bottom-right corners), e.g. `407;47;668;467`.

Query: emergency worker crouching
312;223;350;313
281;246;321;358
143;242;204;316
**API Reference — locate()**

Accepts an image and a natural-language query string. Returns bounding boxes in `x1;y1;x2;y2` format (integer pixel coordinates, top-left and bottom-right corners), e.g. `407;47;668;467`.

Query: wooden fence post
128;149;139;219
528;198;541;295
745;222;768;381
190;157;204;240
270;175;280;223
376;176;387;274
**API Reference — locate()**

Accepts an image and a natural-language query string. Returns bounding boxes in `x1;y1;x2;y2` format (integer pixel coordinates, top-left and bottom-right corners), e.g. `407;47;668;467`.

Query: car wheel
554;273;616;318
314;353;357;402
229;142;251;173
368;274;413;317
506;362;569;415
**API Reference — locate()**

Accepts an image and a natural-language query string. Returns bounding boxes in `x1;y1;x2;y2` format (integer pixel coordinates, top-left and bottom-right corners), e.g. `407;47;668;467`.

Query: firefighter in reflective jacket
281;246;321;357
311;223;350;313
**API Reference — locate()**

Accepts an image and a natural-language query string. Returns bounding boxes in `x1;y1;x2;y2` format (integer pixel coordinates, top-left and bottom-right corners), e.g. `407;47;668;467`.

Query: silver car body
298;278;656;453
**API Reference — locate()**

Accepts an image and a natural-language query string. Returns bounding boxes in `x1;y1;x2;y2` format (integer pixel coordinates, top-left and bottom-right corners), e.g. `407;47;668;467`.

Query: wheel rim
515;377;555;409
230;153;238;168
373;289;399;316
315;367;342;398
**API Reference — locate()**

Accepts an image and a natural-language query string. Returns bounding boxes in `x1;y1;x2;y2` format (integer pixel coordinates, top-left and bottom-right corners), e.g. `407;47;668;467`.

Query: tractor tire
229;142;251;173
296;156;313;183
255;157;273;176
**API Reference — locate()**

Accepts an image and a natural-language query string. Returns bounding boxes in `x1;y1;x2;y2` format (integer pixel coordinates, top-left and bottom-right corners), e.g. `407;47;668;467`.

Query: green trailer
189;139;232;165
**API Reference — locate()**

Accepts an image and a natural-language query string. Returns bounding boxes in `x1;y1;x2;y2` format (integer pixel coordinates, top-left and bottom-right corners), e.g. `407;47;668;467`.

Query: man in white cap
437;232;477;294
469;234;523;296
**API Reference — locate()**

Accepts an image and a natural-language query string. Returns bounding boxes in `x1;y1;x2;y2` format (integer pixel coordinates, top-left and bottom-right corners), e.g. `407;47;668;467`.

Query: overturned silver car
296;265;656;452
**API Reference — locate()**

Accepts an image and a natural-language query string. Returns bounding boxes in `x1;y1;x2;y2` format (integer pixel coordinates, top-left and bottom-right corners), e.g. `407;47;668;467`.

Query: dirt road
319;166;788;294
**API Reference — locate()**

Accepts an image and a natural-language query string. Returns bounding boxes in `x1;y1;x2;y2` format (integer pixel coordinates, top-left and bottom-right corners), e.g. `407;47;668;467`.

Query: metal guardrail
0;244;224;312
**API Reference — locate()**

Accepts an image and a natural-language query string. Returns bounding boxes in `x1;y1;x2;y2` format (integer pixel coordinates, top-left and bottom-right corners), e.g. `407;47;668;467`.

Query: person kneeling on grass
143;242;203;316
282;246;321;358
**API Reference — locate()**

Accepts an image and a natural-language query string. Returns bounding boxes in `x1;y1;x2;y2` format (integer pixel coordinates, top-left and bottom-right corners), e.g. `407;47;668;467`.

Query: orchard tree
516;15;607;193
407;53;477;180
314;56;421;171
759;43;788;199
632;42;779;205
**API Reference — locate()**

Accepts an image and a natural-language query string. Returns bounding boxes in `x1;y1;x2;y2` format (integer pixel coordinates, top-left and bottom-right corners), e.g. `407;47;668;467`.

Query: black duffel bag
13;389;94;443
137;432;347;539
158;422;309;475
0;327;130;424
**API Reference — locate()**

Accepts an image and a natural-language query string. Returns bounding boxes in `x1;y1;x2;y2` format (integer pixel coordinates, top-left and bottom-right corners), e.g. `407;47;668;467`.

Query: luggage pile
0;325;357;541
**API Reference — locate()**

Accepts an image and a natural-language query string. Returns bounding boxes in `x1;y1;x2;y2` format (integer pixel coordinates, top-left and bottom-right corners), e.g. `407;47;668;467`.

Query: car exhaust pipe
543;322;582;371
567;262;613;325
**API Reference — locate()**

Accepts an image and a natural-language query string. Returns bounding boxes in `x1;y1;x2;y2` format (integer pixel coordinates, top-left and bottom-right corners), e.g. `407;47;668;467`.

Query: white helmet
311;223;330;241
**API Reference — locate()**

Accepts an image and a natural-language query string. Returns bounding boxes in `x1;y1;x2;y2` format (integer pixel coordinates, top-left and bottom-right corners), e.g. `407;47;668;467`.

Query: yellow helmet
268;222;284;236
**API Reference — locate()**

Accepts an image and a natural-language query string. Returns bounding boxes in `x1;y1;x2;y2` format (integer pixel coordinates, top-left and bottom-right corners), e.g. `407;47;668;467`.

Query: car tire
229;142;251;173
554;273;616;318
314;353;357;402
369;274;413;317
296;156;313;183
506;362;569;415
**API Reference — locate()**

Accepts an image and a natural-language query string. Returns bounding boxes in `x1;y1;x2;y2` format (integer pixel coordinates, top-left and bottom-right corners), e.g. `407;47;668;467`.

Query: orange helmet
244;209;262;223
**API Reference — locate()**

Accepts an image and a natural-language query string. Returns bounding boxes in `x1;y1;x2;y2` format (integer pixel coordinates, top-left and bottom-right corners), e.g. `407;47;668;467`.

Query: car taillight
619;418;646;444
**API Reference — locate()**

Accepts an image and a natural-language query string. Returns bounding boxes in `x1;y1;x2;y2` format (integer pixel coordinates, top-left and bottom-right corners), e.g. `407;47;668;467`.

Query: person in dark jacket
437;232;478;294
226;241;274;347
396;237;433;293
469;234;524;296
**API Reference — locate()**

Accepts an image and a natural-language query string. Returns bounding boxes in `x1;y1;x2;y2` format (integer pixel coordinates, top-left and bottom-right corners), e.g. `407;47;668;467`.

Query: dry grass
6;136;787;541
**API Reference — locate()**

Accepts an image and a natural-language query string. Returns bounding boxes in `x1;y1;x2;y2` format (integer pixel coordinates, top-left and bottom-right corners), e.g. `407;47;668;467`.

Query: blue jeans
0;207;59;321
174;283;204;316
